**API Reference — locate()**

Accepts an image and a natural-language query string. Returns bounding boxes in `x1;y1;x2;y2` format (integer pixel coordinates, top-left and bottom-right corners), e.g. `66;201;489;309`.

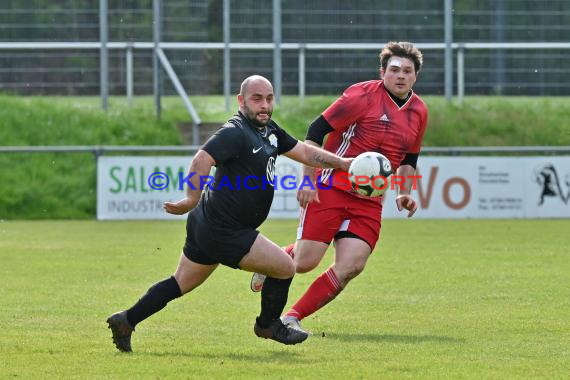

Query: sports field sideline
0;219;567;379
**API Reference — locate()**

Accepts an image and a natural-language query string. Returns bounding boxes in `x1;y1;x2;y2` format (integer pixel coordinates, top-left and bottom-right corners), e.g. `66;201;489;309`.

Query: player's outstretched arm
395;164;419;218
164;150;216;215
284;141;352;172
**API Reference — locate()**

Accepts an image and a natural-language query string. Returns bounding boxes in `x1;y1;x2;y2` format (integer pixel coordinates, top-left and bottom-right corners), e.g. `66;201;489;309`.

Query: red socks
285;267;342;320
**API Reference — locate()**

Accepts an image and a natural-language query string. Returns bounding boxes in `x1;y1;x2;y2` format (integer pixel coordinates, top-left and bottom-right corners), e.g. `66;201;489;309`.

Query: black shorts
183;210;259;269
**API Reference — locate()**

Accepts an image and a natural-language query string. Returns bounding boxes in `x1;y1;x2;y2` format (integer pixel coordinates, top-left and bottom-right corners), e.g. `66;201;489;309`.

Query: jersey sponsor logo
252;146;263;154
380;113;390;122
266;156;276;186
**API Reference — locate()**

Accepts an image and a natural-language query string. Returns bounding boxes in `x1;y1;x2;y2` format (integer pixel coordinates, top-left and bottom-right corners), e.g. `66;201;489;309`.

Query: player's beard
242;102;272;127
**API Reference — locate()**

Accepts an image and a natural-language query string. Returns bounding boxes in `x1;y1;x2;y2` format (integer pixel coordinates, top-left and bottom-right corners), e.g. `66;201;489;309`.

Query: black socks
125;275;293;330
126;276;182;328
257;276;294;328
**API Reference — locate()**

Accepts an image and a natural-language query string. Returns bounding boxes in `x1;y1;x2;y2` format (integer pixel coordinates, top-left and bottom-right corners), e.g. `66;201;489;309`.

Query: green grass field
1;219;568;379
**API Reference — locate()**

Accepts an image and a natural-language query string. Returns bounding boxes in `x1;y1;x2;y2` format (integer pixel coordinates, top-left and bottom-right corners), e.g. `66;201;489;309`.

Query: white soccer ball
348;152;393;197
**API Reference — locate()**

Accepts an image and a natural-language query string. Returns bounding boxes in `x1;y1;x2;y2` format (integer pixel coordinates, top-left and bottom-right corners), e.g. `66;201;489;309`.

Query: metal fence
3;145;570;157
1;0;570;98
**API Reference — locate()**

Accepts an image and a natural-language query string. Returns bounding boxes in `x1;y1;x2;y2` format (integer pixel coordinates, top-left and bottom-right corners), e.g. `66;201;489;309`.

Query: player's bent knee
295;259;319;274
173;273;195;294
294;242;327;273
271;261;295;279
335;263;366;284
346;266;364;281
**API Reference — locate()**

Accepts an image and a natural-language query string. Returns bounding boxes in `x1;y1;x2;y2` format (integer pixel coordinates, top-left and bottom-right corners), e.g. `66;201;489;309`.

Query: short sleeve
272;123;298;155
202;124;244;165
322;83;370;131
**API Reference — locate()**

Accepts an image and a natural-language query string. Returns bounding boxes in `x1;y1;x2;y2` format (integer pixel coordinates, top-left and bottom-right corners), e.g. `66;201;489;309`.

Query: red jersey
318;80;428;191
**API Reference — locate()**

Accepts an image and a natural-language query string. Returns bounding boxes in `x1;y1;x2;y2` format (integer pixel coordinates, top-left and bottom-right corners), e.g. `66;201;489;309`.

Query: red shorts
297;186;383;250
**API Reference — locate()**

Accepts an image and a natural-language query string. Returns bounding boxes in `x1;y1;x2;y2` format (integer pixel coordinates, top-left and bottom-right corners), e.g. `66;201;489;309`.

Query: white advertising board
271;156;570;219
97;156;570;220
97;156;190;220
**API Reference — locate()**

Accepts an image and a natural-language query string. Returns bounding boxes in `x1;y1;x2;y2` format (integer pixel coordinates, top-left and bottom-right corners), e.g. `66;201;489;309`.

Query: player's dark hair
380;41;423;73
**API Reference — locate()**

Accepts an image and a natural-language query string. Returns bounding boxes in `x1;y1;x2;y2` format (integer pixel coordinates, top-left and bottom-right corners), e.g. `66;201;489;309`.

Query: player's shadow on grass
143;350;310;363
327;333;464;344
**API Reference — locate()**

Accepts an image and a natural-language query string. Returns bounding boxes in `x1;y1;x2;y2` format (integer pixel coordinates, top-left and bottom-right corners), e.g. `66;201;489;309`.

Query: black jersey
195;111;297;229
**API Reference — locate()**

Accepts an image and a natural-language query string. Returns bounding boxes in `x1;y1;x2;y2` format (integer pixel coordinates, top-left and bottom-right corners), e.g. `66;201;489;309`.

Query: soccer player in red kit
251;41;428;333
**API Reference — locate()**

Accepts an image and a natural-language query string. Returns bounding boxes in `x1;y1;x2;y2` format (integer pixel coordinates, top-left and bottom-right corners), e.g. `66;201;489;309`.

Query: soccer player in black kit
107;75;352;351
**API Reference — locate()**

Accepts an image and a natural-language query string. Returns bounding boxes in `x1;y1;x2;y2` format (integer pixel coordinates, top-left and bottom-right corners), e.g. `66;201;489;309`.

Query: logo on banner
534;164;570;205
